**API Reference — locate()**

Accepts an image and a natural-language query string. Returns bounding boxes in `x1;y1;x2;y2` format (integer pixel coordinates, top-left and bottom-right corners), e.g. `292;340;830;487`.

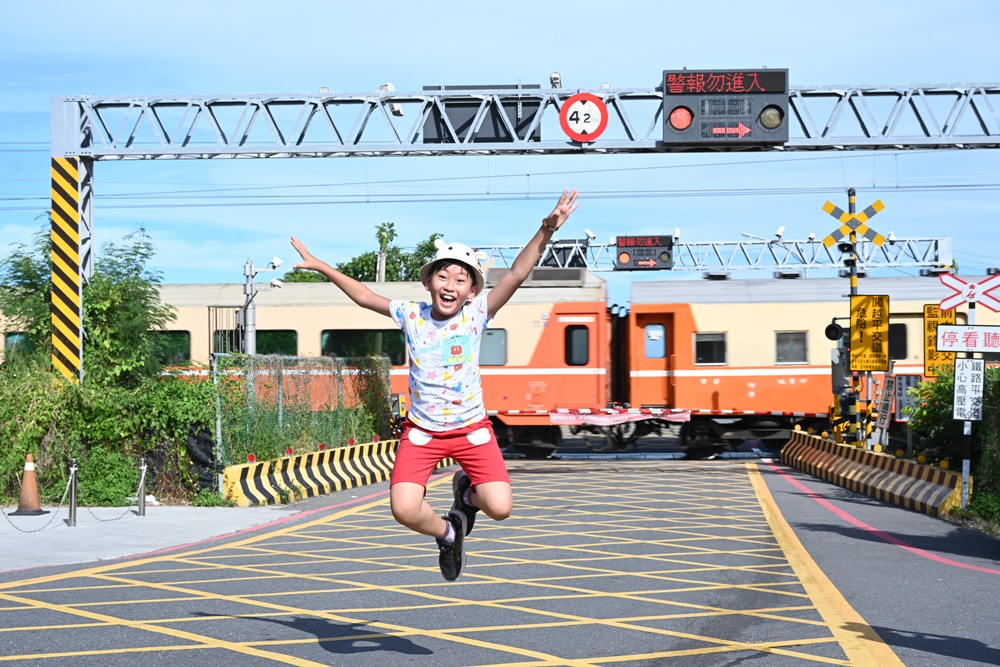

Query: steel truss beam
485;237;952;272
51;83;1000;159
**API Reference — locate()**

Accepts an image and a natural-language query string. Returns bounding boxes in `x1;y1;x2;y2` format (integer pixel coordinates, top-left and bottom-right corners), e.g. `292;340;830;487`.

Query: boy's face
425;262;478;319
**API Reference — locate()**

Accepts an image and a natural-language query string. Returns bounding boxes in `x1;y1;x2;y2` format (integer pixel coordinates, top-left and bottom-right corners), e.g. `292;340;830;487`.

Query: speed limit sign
559;93;609;143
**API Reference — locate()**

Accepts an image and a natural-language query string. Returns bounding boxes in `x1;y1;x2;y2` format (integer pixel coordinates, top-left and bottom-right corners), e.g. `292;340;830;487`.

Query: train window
257;330;297;356
776;331;808;364
645;324;666;359
695;332;727;365
154;331;191;364
889;323;908;360
565;325;589;366
480;329;507;365
3;333;34;356
322;329;405;366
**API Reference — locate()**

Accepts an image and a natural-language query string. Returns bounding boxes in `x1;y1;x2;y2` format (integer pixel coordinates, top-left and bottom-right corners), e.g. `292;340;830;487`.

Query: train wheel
510;426;562;459
581;429;613;452
679;422;725;460
608;422;640;451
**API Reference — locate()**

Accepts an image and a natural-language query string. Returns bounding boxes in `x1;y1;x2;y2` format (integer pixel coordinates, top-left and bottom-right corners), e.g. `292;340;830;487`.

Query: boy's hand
290;236;321;271
542;189;579;231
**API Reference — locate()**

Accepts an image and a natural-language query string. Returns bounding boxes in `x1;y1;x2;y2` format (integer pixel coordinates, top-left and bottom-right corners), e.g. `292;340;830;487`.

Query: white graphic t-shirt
389;294;488;431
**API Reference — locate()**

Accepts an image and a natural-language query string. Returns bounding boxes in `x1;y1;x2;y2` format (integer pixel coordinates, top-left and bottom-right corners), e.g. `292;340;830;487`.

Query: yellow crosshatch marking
821;199;886;248
0;462;900;666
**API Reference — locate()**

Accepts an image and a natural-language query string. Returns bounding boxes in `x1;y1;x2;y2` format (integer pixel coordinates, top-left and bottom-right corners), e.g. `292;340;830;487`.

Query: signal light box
662;69;789;147
615;235;674;270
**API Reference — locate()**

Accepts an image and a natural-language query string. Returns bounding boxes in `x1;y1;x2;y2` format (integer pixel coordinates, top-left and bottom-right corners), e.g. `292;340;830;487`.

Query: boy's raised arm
290;237;391;317
486;189;579;319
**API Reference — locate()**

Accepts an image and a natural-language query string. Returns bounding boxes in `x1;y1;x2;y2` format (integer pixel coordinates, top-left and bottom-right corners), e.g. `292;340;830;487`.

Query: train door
632;313;674;407
552;311;604;408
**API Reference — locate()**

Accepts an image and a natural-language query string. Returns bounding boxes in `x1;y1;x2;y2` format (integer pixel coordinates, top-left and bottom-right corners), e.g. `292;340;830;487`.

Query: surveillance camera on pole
378;82;404;117
242;256;285;355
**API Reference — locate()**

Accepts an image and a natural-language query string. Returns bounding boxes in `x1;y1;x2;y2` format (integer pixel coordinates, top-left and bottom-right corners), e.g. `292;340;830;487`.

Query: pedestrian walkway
0;503;291;574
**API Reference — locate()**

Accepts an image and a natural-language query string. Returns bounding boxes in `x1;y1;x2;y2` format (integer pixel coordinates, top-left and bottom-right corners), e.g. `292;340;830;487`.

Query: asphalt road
1;437;997;666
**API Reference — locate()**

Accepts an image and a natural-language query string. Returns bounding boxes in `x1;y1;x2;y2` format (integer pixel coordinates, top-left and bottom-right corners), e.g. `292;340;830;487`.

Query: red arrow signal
710;122;751;138
637;258;657;268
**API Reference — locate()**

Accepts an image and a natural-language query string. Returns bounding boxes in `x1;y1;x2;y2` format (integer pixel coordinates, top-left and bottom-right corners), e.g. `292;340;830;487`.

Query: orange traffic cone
10;454;49;516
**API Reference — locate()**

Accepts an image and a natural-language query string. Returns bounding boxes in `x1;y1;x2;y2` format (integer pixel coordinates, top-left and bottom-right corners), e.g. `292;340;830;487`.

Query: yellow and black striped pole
50;157;83;381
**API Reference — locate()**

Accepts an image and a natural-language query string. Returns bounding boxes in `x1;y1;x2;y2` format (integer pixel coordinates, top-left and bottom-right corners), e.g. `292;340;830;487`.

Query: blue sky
2;0;999;307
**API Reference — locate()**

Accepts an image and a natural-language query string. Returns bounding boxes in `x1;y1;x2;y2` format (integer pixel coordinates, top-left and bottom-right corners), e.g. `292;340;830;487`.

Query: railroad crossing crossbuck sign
821;199;886;248
938;273;1000;312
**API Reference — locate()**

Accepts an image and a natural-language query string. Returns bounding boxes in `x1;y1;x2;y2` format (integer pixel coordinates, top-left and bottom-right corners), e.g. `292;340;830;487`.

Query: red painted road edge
764;461;1000;576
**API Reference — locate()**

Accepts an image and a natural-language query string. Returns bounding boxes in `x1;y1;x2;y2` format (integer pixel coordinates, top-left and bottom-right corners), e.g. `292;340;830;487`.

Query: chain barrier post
138;458;147;517
68;458;78;527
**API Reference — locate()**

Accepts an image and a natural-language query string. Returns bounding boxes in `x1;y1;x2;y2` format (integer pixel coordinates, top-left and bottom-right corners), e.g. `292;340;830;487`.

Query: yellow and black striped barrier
781;430;965;515
222;440;454;507
50;157;82;382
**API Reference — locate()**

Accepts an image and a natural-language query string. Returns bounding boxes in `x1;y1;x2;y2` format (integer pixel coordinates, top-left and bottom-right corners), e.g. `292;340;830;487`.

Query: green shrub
907;366;1000;523
192;488;229;507
0;372;215;505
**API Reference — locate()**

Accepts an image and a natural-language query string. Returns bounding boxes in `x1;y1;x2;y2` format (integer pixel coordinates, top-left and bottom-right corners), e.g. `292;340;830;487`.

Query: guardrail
222;439;453;506
781;430;966;516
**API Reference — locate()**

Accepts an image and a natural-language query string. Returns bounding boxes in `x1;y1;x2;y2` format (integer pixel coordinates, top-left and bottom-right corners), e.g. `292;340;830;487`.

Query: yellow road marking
0;463;907;665
746;462;904;666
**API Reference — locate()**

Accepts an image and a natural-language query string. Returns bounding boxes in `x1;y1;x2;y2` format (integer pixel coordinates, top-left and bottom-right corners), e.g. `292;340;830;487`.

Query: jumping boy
289;189;579;581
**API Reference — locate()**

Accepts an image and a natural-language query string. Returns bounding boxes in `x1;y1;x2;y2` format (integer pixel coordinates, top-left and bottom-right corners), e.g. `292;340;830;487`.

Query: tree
83;229;176;386
0;228;52;356
0;223;175;386
280;268;328;283
310;223;442;283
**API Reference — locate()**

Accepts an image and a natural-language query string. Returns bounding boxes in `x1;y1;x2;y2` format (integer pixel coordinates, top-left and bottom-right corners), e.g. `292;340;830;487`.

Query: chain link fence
211;354;392;468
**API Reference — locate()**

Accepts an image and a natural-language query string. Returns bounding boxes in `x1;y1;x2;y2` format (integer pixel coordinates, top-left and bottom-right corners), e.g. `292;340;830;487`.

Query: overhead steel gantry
52;82;1000;159
48;81;996;380
481;235;952;273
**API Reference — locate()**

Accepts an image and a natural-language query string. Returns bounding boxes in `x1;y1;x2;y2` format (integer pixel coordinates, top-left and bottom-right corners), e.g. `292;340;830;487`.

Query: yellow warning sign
50;157;82;382
923;303;955;377
850;294;889;372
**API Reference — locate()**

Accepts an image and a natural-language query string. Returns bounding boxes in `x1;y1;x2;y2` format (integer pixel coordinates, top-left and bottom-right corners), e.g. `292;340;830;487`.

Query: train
4;268;996;455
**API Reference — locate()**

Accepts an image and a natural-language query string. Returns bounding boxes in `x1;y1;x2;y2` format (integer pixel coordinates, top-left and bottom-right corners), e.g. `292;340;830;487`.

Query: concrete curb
222;440;452;507
780;431;966;516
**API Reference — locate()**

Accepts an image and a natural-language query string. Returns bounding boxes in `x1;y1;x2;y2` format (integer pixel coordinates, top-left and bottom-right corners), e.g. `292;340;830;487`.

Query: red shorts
390;416;510;489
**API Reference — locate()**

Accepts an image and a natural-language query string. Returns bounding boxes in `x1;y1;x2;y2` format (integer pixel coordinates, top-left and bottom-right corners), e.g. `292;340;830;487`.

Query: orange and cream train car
615;274;1000;448
155;267;608;450
5;269;996;452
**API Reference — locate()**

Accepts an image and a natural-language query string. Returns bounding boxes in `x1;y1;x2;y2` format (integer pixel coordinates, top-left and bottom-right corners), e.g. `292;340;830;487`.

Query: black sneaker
451;470;479;536
436;511;467;581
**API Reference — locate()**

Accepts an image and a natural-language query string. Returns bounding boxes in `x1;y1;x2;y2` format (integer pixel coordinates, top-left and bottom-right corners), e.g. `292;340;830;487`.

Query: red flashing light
373;435;380;442
247;453;256;463
668;106;693;131
618;251;631;265
319;443;327;451
285;447;293;456
348;438;355;446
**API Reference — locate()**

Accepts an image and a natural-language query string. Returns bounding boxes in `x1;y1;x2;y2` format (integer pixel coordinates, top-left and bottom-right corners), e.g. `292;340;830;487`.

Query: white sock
439;518;456;544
